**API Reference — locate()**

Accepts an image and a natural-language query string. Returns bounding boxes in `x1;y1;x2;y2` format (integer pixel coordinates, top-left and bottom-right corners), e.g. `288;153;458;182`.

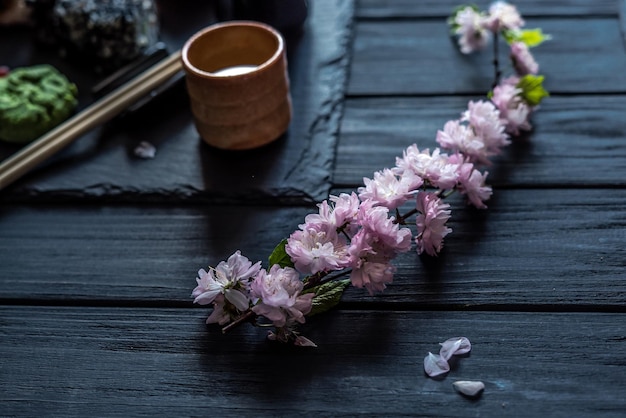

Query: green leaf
517;74;550;106
267;239;294;270
304;279;350;317
503;28;551;47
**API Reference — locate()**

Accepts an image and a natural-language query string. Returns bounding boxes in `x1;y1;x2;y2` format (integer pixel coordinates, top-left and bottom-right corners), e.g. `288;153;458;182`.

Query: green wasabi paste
0;64;78;143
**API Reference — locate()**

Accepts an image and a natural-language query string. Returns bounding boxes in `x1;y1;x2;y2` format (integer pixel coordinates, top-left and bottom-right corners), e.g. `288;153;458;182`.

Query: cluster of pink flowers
192;251;316;345
450;1;542;77
192;1;549;346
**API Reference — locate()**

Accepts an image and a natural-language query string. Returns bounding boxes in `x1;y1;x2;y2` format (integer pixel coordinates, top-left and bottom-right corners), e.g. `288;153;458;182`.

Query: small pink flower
359;168;423;210
455;162;492;209
510;41;539;75
491;81;533;135
357;204;413;254
251;265;314;327
485;1;525;32
304;193;361;235
453;6;491;54
462;100;510;159
349;255;396;295
192;251;261;310
286;227;349;275
330;192;361;228
415;192;452;256
436;120;489;165
346;226;400;295
395;146;459;190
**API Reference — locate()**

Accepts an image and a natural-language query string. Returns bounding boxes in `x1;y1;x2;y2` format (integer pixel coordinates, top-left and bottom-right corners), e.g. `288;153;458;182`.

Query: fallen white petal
453;380;485;398
134;141;157;159
424;352;450;377
439;336;471;360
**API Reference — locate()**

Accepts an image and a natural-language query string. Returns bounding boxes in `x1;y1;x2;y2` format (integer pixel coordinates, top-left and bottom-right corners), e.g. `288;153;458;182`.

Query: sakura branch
192;1;550;346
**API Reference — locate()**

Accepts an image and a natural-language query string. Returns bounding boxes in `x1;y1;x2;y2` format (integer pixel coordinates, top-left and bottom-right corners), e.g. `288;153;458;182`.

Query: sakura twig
192;1;550;346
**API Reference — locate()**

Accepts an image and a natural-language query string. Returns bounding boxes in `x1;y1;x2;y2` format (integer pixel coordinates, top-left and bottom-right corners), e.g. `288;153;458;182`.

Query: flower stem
222;310;256;334
492;31;501;88
394;208;417;225
303;270;327;290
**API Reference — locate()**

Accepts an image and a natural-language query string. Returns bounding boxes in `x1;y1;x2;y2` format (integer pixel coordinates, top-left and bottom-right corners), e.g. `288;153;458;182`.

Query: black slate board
0;0;355;204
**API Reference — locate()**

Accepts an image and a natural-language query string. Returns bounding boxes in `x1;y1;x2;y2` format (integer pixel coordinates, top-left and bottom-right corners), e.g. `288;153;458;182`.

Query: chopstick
0;50;183;191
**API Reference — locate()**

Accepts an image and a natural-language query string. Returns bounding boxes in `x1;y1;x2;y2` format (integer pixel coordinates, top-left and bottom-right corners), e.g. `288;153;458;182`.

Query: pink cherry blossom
395;146;459;190
491;80;533;135
359;168;423;210
192;250;261;310
329;192;362;234
303;192;361;234
455;161;492;209
415;192;452;256
286;227;350;275
510;41;539;75
453;6;491;54
462;100;510;159
251;265;314;327
357;204;412;254
348;235;396;294
436;120;490;165
485;1;524;32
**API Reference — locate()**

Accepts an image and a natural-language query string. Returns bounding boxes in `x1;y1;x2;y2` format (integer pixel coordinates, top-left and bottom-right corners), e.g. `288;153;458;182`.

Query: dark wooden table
1;0;625;416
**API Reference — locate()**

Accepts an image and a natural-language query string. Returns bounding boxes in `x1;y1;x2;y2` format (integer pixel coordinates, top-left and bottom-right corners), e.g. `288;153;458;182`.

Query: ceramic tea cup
181;21;291;150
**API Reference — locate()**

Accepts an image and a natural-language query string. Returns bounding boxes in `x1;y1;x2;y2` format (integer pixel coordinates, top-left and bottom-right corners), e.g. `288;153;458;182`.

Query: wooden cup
181;21;292;150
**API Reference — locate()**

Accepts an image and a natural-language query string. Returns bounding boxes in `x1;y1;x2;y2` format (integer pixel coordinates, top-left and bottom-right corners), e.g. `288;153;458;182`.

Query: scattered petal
424;352;450;377
294;335;318;347
453;380;485;398
439;336;472;360
134;141;156;159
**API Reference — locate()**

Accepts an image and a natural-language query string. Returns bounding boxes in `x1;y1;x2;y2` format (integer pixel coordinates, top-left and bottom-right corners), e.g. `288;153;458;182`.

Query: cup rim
181;20;285;79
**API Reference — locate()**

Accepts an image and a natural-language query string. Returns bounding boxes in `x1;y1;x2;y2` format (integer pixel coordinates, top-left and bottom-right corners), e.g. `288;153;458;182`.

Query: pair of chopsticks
0;50;183;191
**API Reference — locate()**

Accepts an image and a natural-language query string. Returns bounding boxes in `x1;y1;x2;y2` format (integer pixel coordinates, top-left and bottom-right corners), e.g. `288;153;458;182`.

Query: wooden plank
1;306;625;416
0;205;313;303
335;95;626;187
348;17;626;95
356;0;619;19
0;194;624;307
0;0;355;204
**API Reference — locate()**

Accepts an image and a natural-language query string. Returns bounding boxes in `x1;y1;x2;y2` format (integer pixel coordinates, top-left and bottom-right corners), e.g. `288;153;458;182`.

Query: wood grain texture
1;306;625;417
335;95;626;187
0;0;355;204
348;17;626;95
1;191;624;307
356;0;619;18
